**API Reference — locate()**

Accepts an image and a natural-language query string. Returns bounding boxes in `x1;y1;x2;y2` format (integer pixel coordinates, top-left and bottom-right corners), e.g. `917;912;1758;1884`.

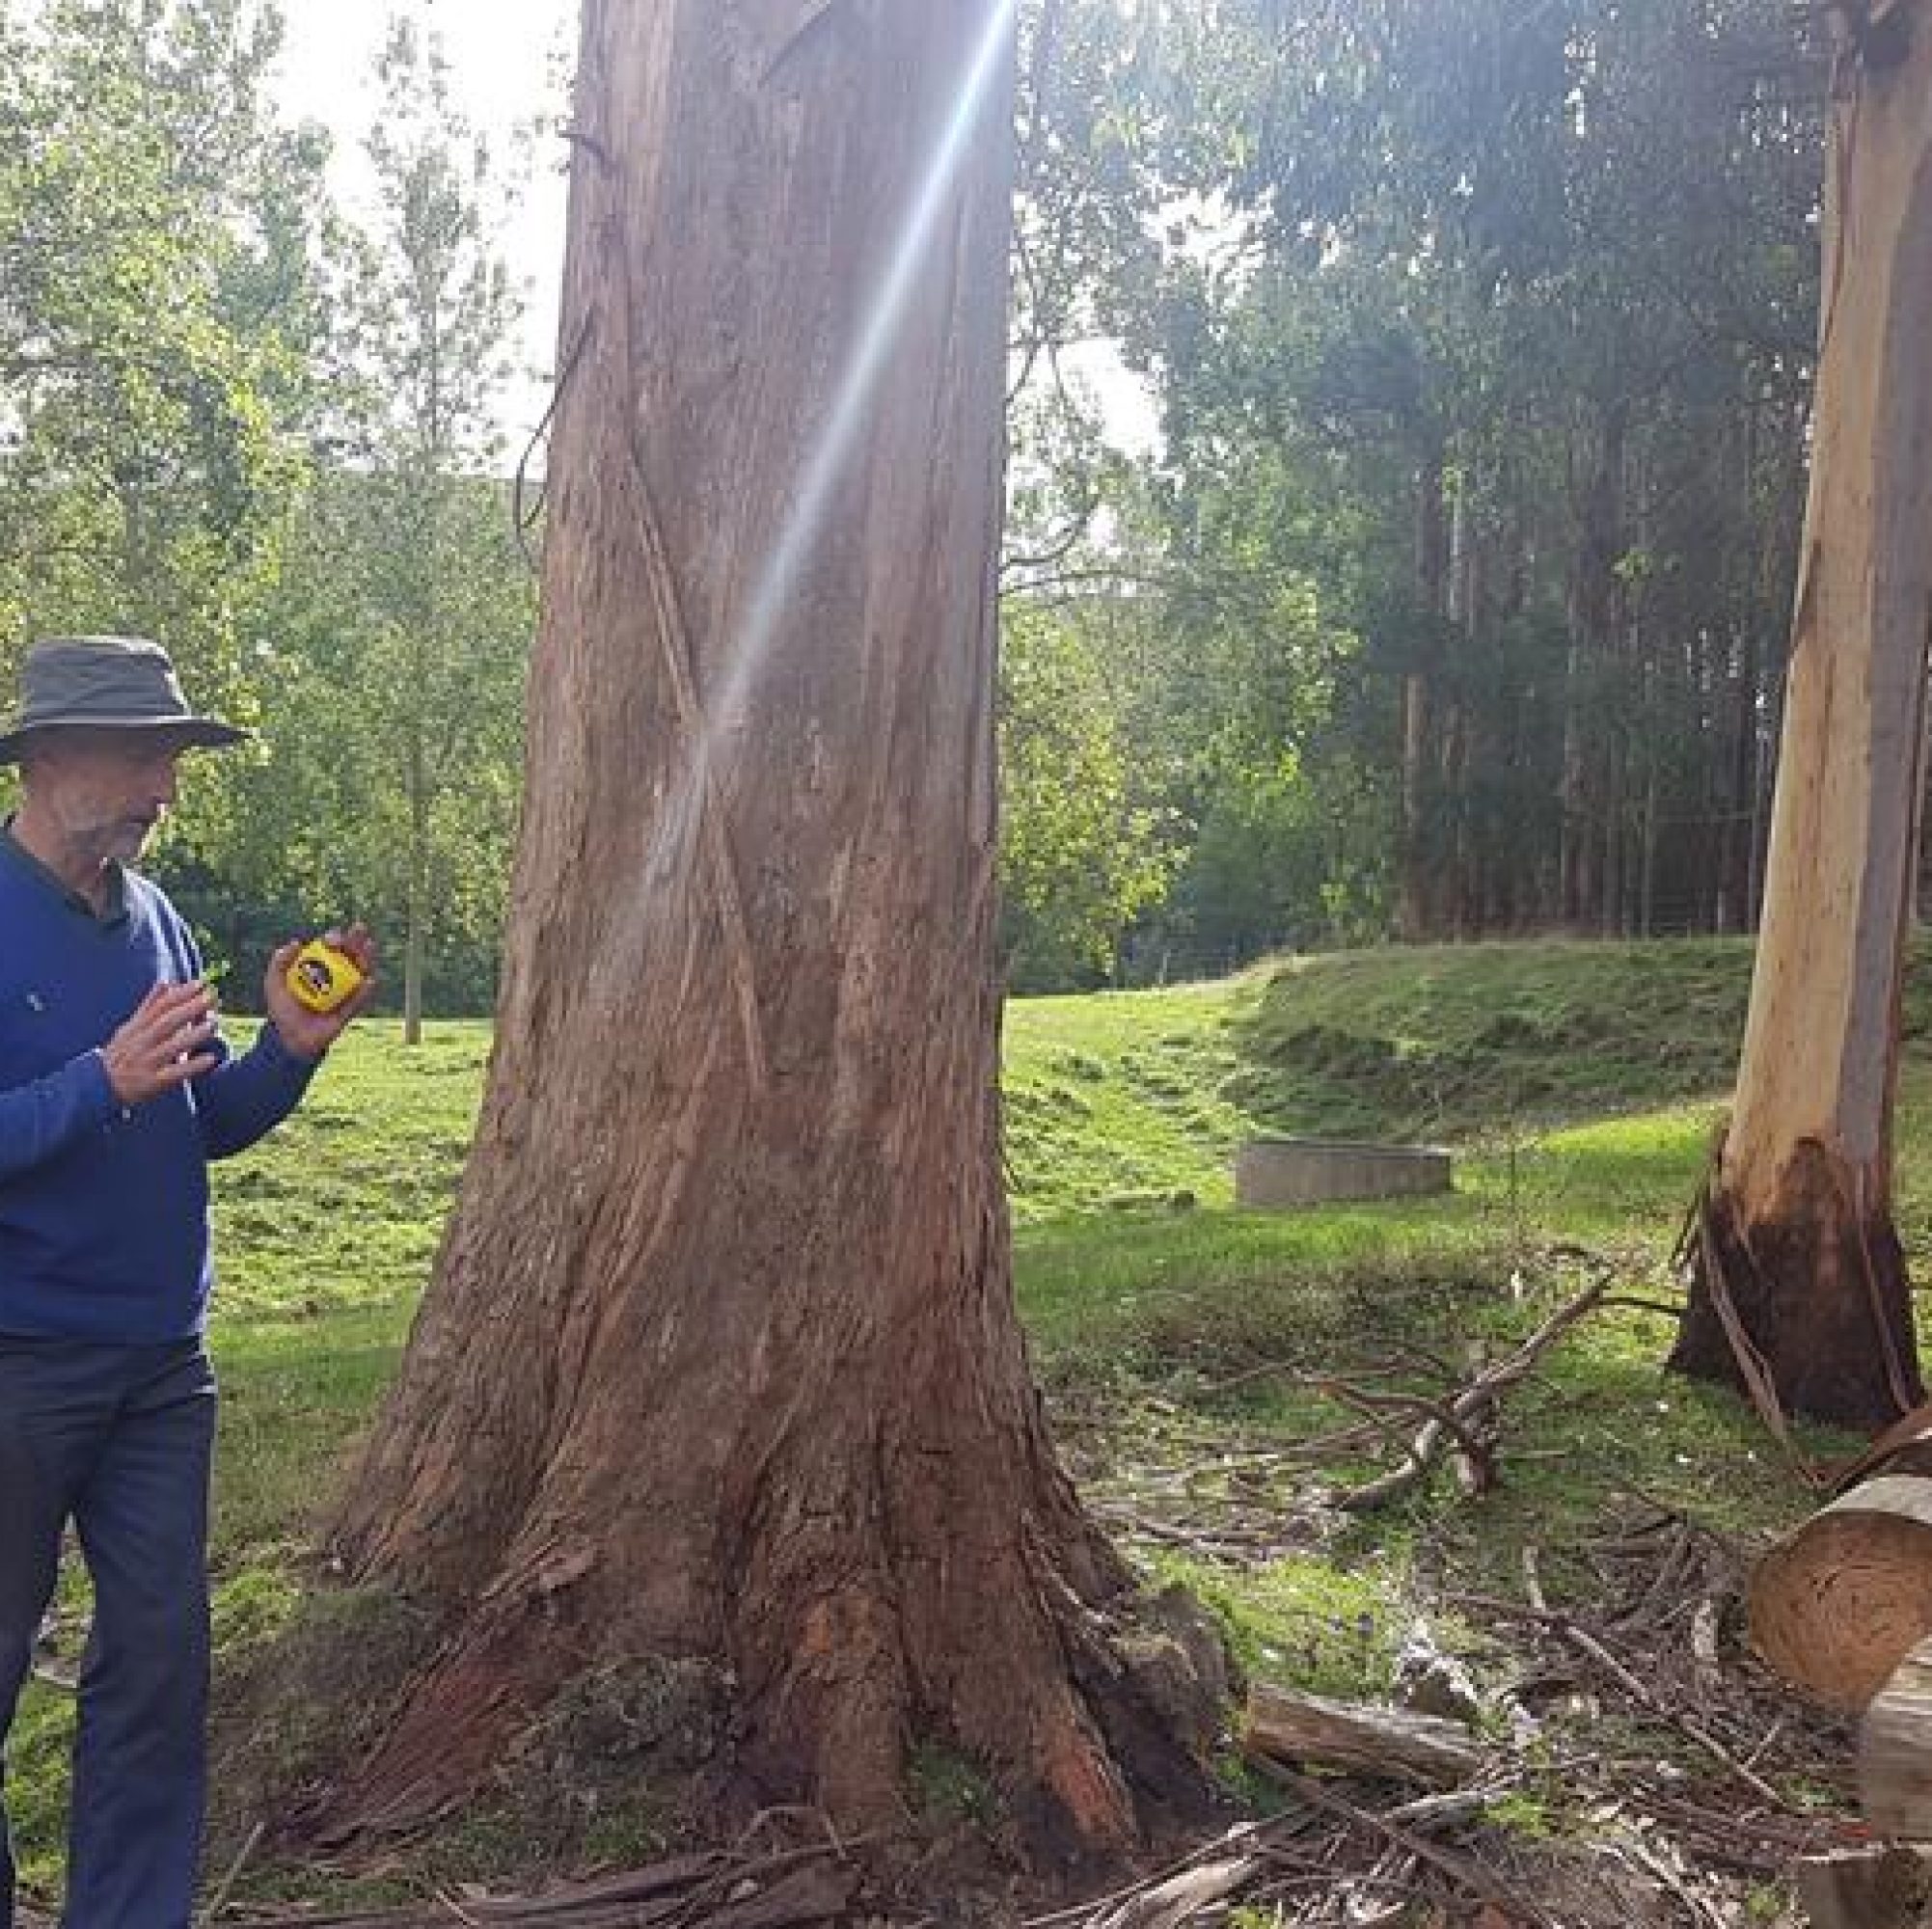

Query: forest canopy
0;0;1832;998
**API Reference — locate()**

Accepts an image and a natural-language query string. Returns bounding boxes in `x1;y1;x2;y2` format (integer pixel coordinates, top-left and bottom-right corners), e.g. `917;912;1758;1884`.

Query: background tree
1671;0;1932;1429
324;0;1215;1856
998;595;1176;989
210;464;531;1014
1007;0;1828;973
292;17;531;1041
0;0;320;715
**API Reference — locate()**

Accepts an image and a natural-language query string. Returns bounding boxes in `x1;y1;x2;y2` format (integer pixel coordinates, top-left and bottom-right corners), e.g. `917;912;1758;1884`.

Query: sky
276;0;576;435
277;0;574;137
270;1;1155;453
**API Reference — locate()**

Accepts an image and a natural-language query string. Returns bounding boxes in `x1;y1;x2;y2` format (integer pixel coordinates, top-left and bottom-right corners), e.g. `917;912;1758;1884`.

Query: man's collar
0;819;130;927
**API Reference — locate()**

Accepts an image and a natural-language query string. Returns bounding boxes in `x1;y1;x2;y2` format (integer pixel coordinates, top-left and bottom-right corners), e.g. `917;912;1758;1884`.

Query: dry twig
1337;1271;1613;1512
1248;1760;1559;1928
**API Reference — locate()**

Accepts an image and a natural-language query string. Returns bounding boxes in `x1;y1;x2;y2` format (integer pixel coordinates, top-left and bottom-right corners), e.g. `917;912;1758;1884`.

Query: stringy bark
320;0;1219;1864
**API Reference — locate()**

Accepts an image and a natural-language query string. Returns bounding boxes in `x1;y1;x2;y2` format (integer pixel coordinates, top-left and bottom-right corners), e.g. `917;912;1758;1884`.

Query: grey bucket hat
0;636;246;764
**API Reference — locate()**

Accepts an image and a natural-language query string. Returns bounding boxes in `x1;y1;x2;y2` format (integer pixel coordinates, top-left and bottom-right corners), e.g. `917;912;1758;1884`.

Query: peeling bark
1673;2;1932;1430
1675;1139;1918;1430
318;0;1217;1866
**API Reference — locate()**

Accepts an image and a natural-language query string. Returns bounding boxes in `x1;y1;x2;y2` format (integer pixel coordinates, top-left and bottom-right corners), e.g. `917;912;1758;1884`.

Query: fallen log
1751;1475;1932;1711
1242;1681;1483;1789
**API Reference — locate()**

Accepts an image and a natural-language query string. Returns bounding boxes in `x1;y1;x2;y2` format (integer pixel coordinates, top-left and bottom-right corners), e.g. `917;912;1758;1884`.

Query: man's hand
101;981;220;1106
264;924;378;1061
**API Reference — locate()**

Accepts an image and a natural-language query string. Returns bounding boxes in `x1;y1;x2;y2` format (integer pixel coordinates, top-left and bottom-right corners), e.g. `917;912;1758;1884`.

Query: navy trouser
0;1340;215;1929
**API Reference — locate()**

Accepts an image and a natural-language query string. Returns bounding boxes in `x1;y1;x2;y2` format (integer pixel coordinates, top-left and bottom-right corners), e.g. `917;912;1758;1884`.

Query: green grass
14;937;1918;1908
1234;936;1759;1140
1002;978;1265;1215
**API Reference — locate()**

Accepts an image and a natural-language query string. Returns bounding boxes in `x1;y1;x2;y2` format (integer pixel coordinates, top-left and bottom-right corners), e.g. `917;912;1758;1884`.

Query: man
0;637;375;1929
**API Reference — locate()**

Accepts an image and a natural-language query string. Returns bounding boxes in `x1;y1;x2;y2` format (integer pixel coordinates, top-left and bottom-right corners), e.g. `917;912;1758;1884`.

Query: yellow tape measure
286;938;364;1015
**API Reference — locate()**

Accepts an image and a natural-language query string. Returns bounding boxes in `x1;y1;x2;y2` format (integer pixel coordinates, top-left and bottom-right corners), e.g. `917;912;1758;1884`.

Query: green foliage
1003;0;1169;571
213;464;532;1014
1020;0;1825;956
235;20;532;1028
1483;1788;1562;1842
998;597;1177;988
1155;748;1392;969
0;0;323;705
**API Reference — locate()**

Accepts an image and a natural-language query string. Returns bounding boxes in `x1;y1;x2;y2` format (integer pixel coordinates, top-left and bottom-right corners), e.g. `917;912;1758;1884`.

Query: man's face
21;727;191;868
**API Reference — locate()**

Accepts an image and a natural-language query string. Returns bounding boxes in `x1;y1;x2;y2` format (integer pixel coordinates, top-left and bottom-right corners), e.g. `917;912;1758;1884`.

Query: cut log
1792;1846;1932;1929
1864;1637;1932;1841
1242;1681;1482;1788
1750;1476;1932;1710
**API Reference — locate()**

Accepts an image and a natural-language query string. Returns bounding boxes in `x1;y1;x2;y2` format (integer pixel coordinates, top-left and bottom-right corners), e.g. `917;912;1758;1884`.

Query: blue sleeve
0;1050;120;1181
193;1019;319;1160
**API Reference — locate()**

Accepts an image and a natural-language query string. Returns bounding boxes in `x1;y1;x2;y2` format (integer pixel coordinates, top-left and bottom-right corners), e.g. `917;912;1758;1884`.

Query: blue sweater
0;832;317;1341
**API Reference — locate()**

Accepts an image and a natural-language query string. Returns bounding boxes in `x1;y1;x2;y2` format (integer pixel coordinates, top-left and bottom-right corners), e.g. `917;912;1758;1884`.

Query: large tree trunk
321;0;1214;1867
1672;5;1932;1430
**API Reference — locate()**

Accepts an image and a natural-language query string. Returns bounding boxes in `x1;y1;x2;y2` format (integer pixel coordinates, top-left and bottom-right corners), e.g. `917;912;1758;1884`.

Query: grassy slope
1234;937;1758;1140
19;937;1923;1905
1003;979;1265;1215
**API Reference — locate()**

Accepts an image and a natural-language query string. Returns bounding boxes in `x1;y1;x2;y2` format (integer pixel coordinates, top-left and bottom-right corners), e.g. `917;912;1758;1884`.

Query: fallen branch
1456;1591;1788;1807
1312;1377;1500;1493
1616;1834;1729;1929
1020;1821;1300;1929
1337;1271;1613;1512
216;1839;863;1929
1243;1681;1483;1790
1634;1790;1864;1874
1086;1858;1255;1929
